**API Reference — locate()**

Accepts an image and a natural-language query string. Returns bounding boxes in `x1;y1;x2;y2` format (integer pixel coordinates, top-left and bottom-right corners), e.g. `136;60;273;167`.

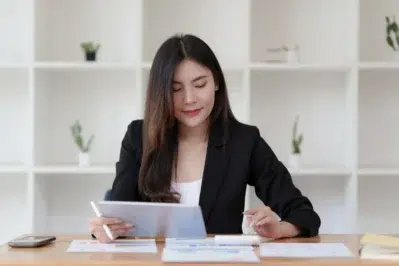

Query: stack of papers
162;237;260;263
360;234;399;260
260;243;354;258
162;248;260;263
66;239;157;253
165;237;254;249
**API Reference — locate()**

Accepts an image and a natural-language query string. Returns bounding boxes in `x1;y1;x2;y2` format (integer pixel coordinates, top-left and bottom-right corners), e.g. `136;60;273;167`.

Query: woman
89;34;321;243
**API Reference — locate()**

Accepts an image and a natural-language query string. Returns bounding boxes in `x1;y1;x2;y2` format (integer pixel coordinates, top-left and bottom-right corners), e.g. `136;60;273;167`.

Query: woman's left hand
244;206;283;239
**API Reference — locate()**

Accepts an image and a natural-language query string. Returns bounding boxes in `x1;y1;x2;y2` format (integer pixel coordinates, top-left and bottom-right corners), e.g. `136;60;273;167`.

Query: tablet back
94;201;207;238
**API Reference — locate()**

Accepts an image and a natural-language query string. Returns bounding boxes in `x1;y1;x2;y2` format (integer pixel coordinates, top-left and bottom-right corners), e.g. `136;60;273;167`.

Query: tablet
92;201;207;238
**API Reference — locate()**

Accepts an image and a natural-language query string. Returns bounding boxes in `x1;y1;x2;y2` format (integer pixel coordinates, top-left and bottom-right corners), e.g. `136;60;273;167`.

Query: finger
253;225;268;237
250;211;268;226
255;216;272;226
90;217;123;226
111;225;135;235
91;228;112;243
113;227;134;236
243;208;260;216
108;223;134;231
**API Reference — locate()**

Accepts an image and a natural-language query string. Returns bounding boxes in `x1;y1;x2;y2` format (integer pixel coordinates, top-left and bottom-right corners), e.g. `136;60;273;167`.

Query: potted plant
80;41;100;61
385;16;399;60
289;115;303;168
283;44;300;63
70;120;94;166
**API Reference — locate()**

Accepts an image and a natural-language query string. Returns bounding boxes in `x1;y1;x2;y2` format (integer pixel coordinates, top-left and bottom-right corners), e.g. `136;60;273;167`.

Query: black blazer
110;118;321;237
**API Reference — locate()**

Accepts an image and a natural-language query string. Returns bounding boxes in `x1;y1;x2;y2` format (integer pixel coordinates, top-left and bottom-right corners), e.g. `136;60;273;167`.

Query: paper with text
66;239;157;253
162;248;260;263
260;243;354;258
165;237;253;250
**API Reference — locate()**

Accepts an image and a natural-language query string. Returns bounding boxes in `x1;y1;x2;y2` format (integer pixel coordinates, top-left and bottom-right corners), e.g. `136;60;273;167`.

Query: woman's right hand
89;217;134;243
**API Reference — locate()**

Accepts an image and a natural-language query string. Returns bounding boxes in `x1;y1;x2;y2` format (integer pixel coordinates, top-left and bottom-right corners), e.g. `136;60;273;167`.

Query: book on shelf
359;234;399;260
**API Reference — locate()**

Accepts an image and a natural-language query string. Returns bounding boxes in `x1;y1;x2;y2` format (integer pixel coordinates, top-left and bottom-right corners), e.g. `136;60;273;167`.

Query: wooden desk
0;234;394;265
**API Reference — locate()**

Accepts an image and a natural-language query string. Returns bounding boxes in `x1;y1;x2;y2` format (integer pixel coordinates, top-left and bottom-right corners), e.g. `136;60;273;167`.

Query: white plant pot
78;152;90;167
289;153;301;168
286;50;299;63
394;51;399;61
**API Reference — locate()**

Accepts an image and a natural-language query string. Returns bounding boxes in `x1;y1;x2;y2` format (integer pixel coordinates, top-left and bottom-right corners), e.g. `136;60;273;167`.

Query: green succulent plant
292;115;303;154
386;16;399;51
70;120;94;153
80;41;100;53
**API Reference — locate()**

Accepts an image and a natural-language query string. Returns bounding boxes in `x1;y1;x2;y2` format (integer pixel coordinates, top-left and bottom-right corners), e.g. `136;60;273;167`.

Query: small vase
78;152;90;167
289;153;301;168
85;52;96;61
286;50;299;63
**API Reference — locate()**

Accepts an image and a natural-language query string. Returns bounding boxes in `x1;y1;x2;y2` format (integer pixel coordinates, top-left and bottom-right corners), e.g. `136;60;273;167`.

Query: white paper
162;248;260;263
165;237;253;250
165;237;215;245
215;235;260;246
260;243;354;258
66;239;157;253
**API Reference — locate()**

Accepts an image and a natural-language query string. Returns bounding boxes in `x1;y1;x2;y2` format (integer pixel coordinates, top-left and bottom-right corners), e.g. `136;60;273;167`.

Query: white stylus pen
90;201;114;240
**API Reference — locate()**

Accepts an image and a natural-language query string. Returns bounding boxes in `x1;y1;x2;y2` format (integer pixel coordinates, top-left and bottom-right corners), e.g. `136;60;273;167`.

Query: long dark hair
139;33;236;203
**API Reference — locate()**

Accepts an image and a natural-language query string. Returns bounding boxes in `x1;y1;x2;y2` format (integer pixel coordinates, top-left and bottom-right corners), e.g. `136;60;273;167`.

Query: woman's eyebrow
191;75;207;82
173;75;207;84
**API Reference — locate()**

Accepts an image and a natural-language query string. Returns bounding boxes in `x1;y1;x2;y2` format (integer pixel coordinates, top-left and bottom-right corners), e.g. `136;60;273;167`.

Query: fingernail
125;223;134;227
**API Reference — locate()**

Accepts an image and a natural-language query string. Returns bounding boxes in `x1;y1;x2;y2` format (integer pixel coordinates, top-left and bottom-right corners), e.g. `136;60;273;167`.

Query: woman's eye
195;83;206;88
173;87;181;92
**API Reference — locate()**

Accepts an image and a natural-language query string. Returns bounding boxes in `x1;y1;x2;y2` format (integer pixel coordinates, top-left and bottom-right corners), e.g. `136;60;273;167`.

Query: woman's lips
182;108;202;117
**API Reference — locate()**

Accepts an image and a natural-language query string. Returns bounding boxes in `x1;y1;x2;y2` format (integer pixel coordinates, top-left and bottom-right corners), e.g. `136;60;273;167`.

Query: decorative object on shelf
289;115;303;168
80;41;100;61
385;16;399;60
70;120;95;167
264;44;300;64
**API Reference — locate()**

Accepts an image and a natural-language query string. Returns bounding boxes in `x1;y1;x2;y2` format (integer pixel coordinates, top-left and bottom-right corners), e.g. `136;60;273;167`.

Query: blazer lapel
199;118;231;224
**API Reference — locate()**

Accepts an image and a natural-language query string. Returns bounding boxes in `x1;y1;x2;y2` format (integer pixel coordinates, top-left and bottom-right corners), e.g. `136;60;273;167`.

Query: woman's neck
178;119;209;144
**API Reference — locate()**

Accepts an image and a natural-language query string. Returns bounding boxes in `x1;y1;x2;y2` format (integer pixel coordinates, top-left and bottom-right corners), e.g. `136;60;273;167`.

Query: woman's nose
183;88;196;104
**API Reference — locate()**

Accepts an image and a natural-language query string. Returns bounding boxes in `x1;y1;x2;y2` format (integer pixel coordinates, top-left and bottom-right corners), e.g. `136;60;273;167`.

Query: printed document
162;247;260;263
66;239;157;253
165;237;253;250
260;243;354;258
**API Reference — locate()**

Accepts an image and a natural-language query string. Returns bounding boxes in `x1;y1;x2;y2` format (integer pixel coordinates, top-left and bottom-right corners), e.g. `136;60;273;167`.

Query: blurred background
1;0;399;244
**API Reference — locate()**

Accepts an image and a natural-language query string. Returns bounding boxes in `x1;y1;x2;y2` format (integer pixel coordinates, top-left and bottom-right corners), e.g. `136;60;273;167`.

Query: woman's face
172;59;216;129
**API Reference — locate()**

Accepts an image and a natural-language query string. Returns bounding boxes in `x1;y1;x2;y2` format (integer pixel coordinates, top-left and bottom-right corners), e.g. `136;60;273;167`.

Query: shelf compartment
358;175;399;234
249;177;350;234
250;0;351;65
0;69;30;166
142;0;248;66
35;0;141;63
359;0;399;62
250;70;351;169
34;69;138;166
0;0;32;64
33;174;114;235
0;174;29;244
358;71;399;168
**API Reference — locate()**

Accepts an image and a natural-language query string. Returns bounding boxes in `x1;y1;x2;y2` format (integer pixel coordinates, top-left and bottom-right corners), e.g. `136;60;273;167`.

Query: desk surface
0;234;395;265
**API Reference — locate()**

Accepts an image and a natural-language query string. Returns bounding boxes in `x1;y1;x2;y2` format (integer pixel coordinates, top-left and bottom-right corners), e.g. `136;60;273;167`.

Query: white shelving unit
1;0;398;243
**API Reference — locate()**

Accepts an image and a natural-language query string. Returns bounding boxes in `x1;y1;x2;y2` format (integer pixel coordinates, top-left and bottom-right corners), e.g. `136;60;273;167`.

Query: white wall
1;0;399;244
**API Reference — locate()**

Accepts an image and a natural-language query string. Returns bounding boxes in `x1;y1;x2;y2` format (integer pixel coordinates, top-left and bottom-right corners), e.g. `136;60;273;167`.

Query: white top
171;179;202;206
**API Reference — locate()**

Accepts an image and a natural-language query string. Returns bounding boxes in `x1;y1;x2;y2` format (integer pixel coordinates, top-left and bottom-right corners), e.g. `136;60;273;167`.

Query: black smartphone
8;235;56;248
